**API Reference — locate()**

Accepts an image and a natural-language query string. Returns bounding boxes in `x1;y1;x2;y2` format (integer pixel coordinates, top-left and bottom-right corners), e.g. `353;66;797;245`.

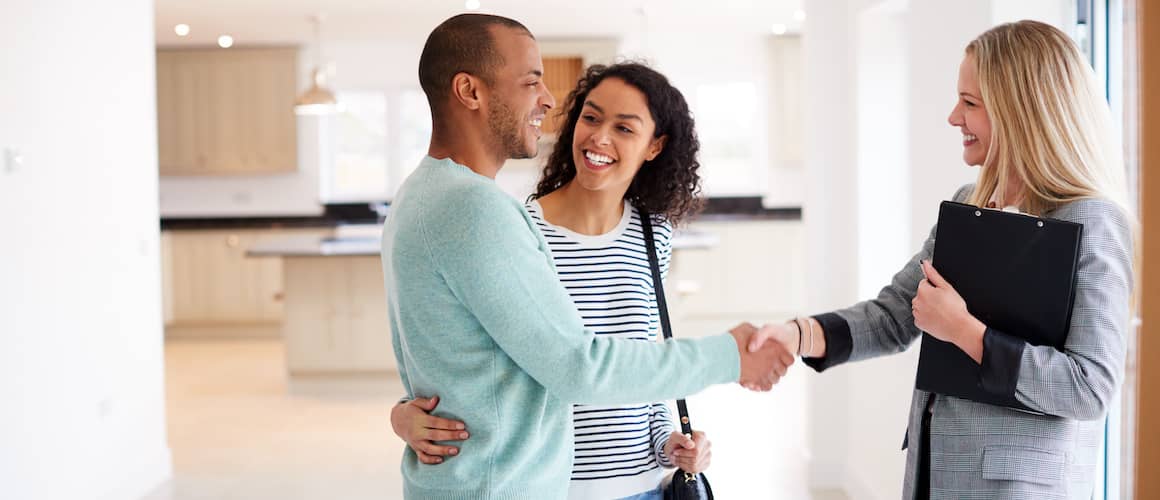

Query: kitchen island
246;224;721;379
247;232;395;378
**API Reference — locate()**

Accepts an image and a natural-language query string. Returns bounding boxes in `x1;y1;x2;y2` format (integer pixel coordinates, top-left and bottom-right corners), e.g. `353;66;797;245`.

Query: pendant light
295;14;337;115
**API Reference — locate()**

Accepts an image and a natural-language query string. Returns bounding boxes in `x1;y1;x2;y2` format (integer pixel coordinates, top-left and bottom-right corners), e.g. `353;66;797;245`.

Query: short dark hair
418;14;533;113
533;63;704;225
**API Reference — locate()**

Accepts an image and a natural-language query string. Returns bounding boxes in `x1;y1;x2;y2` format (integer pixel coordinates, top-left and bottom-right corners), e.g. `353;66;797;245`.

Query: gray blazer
805;184;1134;500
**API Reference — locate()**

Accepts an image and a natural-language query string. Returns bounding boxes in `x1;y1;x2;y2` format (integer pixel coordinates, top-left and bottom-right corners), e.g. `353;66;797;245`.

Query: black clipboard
914;201;1082;411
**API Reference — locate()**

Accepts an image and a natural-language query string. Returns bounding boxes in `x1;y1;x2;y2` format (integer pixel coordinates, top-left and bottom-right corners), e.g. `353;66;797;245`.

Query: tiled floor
143;339;847;500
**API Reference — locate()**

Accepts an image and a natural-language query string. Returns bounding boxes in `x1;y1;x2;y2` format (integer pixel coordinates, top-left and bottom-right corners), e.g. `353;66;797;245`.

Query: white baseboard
808;459;875;500
101;446;172;500
840;467;876;500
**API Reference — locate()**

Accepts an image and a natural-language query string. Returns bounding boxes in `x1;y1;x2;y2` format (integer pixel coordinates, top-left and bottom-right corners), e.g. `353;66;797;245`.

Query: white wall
0;1;172;499
846;3;916;498
904;3;992;250
767;35;806;208
992;0;1072;27
801;0;859;491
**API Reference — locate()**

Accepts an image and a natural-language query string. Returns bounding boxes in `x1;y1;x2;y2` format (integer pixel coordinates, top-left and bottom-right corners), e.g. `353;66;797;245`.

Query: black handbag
639;209;714;500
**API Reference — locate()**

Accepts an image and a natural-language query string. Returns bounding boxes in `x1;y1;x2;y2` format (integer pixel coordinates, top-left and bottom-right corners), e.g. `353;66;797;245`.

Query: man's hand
729;322;795;391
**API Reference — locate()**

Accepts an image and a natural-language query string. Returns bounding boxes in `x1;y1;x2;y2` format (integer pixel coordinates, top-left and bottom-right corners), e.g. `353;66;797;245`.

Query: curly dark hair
531;62;703;225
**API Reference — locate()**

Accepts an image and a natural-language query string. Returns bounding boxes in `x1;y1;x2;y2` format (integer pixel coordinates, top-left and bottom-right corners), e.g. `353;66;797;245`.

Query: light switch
3;148;23;173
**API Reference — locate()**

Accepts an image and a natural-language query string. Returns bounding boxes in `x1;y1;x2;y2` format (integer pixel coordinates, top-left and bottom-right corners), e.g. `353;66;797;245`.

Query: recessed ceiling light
217;35;234;48
174;24;190;37
771;23;788;35
465;0;481;10
794;9;806;22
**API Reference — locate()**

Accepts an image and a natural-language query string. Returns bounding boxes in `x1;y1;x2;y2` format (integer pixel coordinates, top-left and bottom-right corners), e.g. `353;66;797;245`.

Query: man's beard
488;97;535;160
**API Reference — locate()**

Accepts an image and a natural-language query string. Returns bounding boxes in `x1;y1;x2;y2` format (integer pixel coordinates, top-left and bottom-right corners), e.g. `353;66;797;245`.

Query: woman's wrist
952;314;987;363
659;431;678;466
801;316;824;358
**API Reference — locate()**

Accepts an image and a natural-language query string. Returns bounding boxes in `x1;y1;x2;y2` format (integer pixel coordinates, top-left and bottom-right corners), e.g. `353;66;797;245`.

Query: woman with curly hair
391;62;713;500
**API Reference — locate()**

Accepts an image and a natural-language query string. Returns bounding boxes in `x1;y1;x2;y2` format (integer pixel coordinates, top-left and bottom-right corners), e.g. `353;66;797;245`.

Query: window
693;82;765;196
323;91;389;202
320;89;432;203
1074;0;1140;497
391;89;432;193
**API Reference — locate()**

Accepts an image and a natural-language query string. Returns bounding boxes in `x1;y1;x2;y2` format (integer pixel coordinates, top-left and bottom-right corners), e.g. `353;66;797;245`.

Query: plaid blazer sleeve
804;184;975;370
983;198;1134;420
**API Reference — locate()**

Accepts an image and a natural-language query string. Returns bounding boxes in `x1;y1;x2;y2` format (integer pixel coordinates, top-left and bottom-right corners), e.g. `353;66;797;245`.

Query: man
381;13;794;499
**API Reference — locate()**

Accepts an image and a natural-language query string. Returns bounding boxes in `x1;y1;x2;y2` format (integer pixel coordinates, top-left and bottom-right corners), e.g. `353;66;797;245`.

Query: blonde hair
966;20;1138;315
965;20;1131;218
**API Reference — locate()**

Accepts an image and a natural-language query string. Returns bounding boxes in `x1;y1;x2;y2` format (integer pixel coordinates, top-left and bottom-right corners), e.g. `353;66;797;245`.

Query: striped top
526;199;677;500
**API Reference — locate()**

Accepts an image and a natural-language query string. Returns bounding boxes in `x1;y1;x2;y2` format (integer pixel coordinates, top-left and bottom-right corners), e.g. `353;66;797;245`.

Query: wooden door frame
1135;0;1159;498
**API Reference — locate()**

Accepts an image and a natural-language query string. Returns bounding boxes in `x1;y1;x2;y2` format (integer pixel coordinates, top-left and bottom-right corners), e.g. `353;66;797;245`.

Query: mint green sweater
380;156;740;499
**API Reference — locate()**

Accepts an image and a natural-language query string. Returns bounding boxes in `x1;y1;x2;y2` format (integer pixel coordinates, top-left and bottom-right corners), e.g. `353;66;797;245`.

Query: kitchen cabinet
244;232;397;375
162;228;330;331
666;220;806;337
156;47;298;176
542;56;584;135
280;255;395;374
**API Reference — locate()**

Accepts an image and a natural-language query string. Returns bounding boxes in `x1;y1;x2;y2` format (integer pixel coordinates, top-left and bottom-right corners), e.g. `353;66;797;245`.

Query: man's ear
646;135;667;161
451;72;483;111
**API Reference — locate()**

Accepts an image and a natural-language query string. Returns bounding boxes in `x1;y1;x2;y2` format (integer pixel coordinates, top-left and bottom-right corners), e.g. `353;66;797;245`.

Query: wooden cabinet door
157;50;213;174
166;229;285;324
156;48;298;176
241;49;298;173
542;56;585;135
281;256;395;373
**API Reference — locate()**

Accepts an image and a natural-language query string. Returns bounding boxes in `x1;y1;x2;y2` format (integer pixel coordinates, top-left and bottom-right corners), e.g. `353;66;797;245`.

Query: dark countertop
161;198;801;231
246;228;724;257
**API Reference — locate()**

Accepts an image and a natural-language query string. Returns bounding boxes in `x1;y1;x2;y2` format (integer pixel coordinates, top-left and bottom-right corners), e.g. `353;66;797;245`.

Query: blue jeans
617;486;663;500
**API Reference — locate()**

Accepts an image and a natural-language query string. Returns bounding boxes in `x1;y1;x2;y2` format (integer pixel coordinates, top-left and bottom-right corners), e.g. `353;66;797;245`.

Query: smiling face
947;54;992;167
569;77;666;195
485;25;555;159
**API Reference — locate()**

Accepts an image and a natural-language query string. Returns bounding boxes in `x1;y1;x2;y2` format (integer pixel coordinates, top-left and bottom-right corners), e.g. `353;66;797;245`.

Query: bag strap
638;207;695;437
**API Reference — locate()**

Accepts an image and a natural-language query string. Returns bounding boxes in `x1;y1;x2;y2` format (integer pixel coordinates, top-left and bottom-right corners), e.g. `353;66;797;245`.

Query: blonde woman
751;20;1134;499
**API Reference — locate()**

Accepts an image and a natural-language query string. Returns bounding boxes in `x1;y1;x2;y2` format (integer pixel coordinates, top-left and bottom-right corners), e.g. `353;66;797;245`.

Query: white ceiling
154;0;804;46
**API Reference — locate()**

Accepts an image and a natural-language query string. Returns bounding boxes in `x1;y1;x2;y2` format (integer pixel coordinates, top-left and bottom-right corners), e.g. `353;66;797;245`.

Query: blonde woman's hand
664;430;712;474
912;260;986;360
746;322;799;355
390;396;469;464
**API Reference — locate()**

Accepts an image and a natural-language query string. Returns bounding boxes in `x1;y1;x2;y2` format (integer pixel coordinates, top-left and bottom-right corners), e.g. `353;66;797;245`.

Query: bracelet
796;317;810;357
788;320;807;357
789;318;803;356
794;317;807;357
803;317;815;358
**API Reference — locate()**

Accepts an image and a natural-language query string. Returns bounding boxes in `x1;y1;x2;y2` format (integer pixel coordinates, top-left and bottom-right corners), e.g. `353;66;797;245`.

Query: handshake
728;322;804;391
